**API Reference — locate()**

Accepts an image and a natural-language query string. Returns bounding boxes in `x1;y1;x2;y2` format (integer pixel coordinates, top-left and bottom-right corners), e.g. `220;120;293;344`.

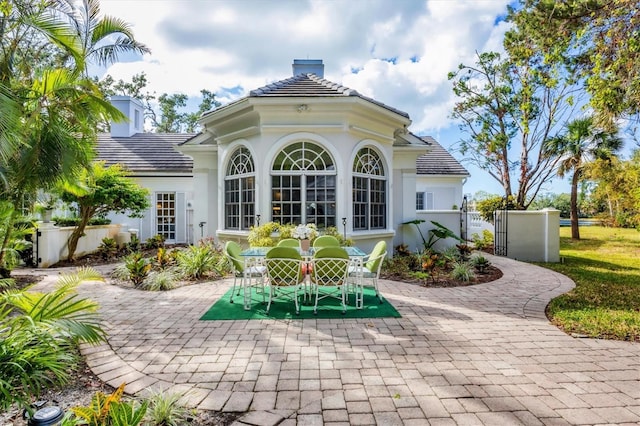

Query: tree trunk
66;207;94;261
570;172;580;240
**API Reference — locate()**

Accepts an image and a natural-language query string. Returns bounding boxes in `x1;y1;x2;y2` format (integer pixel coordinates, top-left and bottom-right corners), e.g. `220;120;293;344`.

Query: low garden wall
35;223;123;267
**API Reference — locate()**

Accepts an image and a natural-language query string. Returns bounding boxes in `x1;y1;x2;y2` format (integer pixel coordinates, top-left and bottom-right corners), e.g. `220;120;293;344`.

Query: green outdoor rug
200;286;401;320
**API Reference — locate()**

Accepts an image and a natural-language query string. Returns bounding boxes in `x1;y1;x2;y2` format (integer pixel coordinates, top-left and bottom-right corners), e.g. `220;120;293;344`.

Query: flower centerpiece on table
292;223;317;251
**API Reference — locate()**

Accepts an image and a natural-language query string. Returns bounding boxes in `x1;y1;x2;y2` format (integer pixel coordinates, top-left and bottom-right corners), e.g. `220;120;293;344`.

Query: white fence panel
36;223;122;267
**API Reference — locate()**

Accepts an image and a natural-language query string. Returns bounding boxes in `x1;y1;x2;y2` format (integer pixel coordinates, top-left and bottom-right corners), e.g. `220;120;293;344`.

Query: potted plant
292;223;317;251
34;194;59;223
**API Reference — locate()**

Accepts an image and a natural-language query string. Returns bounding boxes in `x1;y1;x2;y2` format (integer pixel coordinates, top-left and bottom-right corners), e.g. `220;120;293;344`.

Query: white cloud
98;0;512;193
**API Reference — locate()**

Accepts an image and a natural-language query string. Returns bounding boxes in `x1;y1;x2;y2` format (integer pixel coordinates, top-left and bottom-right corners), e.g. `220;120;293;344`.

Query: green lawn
540;226;640;341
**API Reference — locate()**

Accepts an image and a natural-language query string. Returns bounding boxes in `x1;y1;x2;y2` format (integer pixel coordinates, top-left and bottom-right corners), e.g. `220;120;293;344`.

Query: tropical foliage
110;238;230;288
0;200;33;277
383;242;492;286
508;0;640;129
67;383;147;426
0;266;105;411
58;162;150;261
0;0;147;269
545;116;622;239
402;220;463;252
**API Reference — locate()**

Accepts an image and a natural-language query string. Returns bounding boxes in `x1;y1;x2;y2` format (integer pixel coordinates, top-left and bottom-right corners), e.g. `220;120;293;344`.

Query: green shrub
142;269;179;291
470;254;491;272
52;217;111;227
144;234;165;249
154;247;177;270
111;264;131;282
98;237;118;260
126;234;141;253
471;230;494;250
450;261;476;282
409;270;431;285
382;255;416;279
0;267;105;411
321;226;353;246
144;389;190;426
177;243;224;280
247;221;281;247
124;253;152;287
68;383;147;426
440;246;460;262
476;195;515;222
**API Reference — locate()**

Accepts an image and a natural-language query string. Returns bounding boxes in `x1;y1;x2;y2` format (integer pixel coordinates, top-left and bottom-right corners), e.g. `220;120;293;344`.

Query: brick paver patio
31;255;640;425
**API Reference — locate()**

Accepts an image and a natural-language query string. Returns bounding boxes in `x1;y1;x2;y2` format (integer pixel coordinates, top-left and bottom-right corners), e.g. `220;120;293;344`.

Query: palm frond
56;266;104;287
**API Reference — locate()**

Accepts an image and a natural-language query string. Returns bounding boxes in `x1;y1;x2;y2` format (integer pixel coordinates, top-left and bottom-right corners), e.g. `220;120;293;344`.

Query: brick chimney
109;96;144;137
292;59;324;78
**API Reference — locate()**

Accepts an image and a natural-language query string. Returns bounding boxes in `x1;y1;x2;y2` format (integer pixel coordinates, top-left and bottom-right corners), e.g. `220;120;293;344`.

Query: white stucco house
98;59;469;253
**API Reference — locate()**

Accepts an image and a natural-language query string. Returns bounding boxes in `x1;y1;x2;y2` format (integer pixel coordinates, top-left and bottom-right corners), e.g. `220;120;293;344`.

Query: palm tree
59;0;150;71
0;1;126;269
547;117;622;239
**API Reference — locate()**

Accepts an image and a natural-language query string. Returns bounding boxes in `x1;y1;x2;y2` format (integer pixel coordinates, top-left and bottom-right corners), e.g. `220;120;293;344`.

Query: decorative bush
177;240;226;280
69;383;147;426
144;389;190;426
247;221;281;247
470;254;491;273
142;269;179;291
52;217;111;227
0;267;105;411
98;237;118;260
450;261;476;282
124;253;152;287
144;234;165;249
471;230;494;250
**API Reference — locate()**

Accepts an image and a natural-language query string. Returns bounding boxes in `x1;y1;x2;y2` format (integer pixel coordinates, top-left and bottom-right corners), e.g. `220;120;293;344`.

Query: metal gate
493;197;509;256
459;195;468;241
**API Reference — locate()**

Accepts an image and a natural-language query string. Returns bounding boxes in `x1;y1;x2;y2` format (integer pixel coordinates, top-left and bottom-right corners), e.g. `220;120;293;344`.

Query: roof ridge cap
250;75;307;96
308;74;359;96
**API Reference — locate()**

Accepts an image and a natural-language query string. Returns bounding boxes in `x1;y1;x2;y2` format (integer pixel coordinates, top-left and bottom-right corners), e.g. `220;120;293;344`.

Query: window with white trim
416;192;425;210
352;147;386;230
271;142;336;227
225;147;255;230
156;192;176;240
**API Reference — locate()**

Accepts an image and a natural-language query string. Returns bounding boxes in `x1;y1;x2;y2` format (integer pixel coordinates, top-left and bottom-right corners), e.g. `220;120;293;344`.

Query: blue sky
97;0;574;197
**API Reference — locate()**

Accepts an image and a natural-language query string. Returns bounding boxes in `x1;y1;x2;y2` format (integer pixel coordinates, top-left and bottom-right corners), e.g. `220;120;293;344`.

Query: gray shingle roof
96;133;195;173
247;73;410;119
417;136;469;176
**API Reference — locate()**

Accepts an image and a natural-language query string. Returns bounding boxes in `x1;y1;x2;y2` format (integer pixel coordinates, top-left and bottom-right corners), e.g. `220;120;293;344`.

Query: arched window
224;147;255;230
353;147;386;230
271;141;336;227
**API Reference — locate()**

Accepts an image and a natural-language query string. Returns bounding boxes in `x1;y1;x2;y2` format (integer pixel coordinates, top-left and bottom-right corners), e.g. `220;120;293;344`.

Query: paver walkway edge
29;255;640;425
